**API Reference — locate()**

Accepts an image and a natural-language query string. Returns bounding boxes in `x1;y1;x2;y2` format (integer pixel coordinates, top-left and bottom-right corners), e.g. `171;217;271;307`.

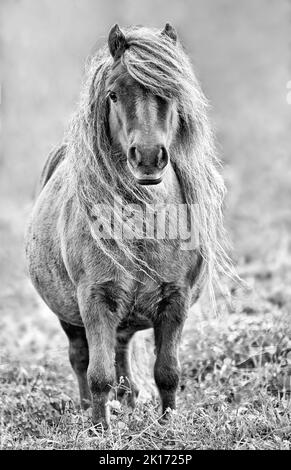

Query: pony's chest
137;238;193;276
119;280;177;327
118;247;195;323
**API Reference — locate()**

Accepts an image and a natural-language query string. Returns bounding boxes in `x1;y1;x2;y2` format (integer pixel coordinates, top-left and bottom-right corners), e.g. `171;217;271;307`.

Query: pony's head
67;24;238;300
106;24;178;185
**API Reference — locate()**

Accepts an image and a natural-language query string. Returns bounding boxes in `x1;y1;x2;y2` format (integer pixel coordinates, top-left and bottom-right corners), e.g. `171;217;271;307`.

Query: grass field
0;0;291;450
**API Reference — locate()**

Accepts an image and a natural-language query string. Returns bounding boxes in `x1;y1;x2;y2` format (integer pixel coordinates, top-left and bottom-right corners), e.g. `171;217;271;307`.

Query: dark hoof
88;426;105;437
158;415;169;425
129;387;139;408
89;419;110;435
158;408;175;424
117;387;139;409
91;403;110;432
81;398;91;410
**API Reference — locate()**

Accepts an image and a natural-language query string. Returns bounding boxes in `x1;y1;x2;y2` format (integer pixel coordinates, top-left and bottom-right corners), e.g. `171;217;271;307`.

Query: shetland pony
26;24;232;428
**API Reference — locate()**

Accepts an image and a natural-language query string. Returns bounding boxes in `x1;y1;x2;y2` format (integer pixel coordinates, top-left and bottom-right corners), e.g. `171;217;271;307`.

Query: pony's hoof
117;387;139;409
128;388;139;409
89;418;110;435
81;398;92;411
158;408;176;424
159;416;169;425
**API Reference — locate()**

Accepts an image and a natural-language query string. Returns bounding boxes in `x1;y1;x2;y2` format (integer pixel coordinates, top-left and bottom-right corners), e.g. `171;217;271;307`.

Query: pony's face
107;66;178;185
106;24;178;186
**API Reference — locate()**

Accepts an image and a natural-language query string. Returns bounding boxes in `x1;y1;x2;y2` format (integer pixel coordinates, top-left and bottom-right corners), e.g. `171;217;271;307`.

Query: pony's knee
87;364;115;395
154;361;180;392
69;343;89;374
117;377;139;398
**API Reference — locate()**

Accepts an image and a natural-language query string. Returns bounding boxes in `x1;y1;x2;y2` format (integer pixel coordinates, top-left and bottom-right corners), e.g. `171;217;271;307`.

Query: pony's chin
135;177;162;186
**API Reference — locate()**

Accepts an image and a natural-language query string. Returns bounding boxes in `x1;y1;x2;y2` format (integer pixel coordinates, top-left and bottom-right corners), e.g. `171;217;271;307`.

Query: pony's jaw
135;176;163;186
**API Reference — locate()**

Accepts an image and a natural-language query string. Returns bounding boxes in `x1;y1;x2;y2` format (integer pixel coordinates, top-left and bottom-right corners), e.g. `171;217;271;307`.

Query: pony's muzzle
127;145;169;185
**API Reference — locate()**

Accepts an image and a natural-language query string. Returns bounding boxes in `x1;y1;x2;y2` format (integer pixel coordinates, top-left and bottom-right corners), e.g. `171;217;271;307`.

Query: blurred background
0;0;290;394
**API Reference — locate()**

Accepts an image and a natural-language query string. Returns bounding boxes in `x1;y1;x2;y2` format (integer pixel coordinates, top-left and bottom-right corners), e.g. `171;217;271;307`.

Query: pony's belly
27;255;83;326
26;187;84;327
35;278;82;326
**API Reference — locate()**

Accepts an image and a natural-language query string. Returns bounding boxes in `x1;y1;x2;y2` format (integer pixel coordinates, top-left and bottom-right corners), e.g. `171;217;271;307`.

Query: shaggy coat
26;24;232;428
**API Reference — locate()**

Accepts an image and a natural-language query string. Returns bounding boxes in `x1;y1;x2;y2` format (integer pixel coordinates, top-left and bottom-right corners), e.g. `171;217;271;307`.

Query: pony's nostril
128;146;136;160
128;146;138;168
157;147;169;170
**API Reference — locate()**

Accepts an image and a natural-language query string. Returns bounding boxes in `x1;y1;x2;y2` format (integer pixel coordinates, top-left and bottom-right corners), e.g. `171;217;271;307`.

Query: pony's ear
161;23;177;44
108;24;127;60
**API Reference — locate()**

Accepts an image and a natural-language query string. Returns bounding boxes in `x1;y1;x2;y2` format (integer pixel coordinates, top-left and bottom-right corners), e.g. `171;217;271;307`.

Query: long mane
64;26;236;302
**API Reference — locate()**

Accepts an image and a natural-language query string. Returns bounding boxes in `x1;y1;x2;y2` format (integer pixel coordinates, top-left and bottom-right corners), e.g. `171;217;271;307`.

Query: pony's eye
109;91;117;103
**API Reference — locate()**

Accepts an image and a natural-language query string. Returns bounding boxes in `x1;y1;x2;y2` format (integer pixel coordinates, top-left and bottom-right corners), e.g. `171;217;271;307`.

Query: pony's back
40;144;67;189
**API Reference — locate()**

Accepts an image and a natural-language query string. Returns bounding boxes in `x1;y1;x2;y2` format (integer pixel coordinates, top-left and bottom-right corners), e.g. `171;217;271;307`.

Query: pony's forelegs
115;330;139;408
60;320;91;409
153;298;187;417
77;284;118;429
